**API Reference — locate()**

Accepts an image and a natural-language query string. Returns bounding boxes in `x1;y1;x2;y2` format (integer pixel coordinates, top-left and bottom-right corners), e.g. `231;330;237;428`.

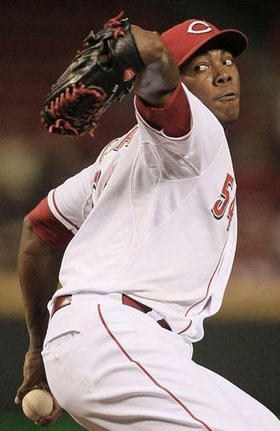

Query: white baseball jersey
48;83;237;342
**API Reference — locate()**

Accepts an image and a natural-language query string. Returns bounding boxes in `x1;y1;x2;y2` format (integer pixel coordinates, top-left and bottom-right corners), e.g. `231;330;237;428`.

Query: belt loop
146;309;164;321
122;294;171;331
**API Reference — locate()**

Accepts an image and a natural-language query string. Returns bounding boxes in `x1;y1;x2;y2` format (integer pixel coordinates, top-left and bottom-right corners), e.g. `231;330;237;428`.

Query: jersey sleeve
47;163;98;234
135;84;191;137
28;197;74;248
135;83;226;179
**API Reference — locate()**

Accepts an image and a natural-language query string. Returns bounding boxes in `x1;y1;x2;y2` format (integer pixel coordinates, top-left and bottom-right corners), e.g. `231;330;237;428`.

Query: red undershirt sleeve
135;83;191;138
28;197;74;249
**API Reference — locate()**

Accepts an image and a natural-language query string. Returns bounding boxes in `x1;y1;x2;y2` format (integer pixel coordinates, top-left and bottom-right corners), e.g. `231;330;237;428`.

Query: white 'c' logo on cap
187;20;212;34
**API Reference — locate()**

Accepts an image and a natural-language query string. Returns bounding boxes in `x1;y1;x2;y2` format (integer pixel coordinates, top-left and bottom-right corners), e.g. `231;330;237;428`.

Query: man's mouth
215;92;238;102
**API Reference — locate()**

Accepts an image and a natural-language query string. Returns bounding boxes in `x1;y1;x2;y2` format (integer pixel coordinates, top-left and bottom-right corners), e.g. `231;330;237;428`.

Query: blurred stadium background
1;0;279;429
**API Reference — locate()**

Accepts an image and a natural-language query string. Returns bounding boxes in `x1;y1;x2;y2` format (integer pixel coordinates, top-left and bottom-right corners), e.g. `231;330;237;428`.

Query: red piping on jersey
98;304;213;431
179;236;229;335
103;163;117;190
52;189;79;230
178;320;192;335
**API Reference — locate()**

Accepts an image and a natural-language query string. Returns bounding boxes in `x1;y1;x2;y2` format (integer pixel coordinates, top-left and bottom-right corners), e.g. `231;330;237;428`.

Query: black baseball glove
41;12;144;137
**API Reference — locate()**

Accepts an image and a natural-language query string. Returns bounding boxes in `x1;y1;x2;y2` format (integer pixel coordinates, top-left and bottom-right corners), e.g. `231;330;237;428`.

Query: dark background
0;0;279;428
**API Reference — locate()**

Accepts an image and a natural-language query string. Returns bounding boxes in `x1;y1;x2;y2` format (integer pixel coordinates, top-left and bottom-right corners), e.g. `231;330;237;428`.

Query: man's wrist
28;343;44;352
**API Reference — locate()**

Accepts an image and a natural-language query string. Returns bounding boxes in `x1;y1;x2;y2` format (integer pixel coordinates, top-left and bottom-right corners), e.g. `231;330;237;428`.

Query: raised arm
131;25;191;137
131;25;180;106
41;15;183;137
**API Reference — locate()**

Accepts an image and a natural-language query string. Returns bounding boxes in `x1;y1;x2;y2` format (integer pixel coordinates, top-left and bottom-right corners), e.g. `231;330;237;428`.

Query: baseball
22;389;53;421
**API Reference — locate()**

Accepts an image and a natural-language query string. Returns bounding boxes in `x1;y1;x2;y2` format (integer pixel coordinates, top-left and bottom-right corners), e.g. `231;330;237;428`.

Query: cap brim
178;29;248;66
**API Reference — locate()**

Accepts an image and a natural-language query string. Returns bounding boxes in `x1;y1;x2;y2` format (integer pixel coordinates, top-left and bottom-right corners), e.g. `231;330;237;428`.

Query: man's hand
40;13;180;137
15;348;47;403
15;348;62;426
41;13;144;137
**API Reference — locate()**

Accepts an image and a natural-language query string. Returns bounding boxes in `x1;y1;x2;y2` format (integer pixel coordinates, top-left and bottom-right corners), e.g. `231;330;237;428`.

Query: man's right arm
15;215;65;424
18;216;65;358
15;163;98;423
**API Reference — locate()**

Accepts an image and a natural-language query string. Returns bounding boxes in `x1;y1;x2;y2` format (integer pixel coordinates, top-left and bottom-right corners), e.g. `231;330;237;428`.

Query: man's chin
220;115;239;129
215;108;240;129
203;98;239;129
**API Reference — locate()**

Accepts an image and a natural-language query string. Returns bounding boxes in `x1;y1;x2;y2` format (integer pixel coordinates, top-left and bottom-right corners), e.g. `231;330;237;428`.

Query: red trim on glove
28;198;74;249
136;84;191;137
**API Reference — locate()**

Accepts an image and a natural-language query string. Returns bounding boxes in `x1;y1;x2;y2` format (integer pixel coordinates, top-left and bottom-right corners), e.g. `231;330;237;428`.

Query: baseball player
15;16;280;431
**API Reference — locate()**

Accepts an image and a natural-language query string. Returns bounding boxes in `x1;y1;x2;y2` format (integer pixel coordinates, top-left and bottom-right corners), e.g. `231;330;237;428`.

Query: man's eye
224;58;233;66
194;64;209;72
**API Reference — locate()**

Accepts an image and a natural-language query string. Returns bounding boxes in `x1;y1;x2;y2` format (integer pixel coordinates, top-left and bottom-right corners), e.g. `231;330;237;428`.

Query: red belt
51;294;171;331
51;295;72;317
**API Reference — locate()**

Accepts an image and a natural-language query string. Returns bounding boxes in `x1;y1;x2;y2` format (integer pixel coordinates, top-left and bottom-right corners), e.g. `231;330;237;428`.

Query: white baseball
22;389;54;421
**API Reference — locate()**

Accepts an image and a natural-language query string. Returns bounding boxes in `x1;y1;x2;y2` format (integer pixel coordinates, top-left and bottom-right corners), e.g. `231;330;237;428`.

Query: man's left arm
131;25;179;106
131;26;191;137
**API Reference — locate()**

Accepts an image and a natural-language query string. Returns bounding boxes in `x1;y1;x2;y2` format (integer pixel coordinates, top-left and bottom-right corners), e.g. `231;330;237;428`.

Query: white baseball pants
42;293;280;431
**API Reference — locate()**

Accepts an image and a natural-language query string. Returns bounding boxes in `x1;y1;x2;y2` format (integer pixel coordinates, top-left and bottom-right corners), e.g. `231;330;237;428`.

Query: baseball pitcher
15;13;280;431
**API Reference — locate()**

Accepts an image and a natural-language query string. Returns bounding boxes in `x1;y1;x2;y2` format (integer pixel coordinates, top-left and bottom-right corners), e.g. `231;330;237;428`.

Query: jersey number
211;173;234;220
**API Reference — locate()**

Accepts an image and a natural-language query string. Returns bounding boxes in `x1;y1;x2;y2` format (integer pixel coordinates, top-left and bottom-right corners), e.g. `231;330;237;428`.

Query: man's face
180;49;240;128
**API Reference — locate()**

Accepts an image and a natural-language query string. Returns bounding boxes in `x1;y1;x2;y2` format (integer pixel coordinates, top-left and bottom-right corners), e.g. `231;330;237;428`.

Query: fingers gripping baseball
22;389;61;426
15;349;46;403
15;349;62;425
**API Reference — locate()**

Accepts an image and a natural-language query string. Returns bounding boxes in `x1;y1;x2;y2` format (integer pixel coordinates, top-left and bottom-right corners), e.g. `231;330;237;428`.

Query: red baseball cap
161;19;248;66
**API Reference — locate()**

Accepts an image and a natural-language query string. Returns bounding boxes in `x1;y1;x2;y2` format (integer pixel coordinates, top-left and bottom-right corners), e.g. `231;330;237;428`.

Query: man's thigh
200;366;280;431
43;295;276;431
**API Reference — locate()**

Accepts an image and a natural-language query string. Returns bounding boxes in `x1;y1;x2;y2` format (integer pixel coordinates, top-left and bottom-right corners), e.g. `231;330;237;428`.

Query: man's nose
213;69;232;86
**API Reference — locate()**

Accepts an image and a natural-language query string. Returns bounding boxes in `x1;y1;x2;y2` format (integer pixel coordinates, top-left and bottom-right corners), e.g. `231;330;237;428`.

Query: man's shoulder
98;125;139;164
